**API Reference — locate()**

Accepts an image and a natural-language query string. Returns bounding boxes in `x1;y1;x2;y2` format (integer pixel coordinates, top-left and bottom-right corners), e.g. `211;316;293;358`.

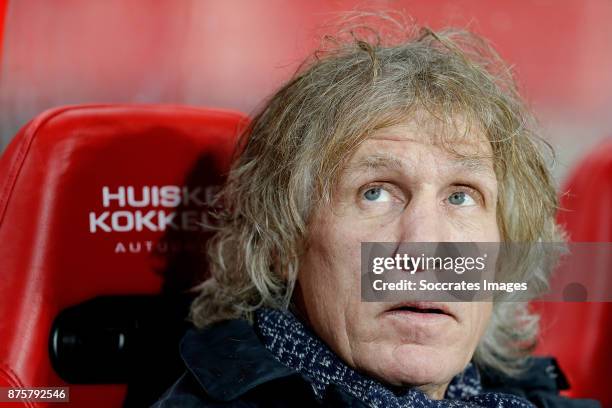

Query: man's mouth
385;302;455;320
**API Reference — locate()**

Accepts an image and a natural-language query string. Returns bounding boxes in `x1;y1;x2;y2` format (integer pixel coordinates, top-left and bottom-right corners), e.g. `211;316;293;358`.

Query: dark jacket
152;319;600;408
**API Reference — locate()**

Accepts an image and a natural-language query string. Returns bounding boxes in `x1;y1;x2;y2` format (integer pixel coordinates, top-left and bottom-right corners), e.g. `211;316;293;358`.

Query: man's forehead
367;121;490;152
348;151;494;176
352;122;492;163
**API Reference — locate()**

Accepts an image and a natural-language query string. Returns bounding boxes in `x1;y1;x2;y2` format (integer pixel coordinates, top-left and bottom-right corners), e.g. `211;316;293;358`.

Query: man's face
295;120;499;399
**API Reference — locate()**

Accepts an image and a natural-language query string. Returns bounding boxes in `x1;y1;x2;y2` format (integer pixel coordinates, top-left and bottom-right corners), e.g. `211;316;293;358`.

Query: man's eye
448;191;476;206
363;187;391;202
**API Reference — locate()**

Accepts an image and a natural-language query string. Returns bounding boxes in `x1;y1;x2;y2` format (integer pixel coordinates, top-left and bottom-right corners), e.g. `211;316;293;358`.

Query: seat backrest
0;105;247;407
534;139;612;406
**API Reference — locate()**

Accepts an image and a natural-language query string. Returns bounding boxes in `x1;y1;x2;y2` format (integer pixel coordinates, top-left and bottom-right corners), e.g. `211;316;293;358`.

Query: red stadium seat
534;139;612;406
0;105;247;407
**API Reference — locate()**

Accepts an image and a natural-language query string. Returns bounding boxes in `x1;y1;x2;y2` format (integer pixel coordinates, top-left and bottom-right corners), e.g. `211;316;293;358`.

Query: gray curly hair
190;15;564;377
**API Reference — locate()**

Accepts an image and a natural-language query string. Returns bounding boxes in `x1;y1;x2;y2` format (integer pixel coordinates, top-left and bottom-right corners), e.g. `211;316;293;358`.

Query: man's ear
272;233;310;281
270;250;294;282
270;249;283;278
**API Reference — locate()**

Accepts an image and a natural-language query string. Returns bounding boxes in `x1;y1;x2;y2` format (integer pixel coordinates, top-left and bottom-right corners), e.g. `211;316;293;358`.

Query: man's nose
397;192;448;242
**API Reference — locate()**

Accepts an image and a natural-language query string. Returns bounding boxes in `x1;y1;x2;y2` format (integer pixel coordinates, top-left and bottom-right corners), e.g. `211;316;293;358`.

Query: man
154;21;599;408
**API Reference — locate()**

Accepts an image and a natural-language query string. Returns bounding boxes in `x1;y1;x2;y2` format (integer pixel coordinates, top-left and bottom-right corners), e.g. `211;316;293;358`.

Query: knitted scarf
255;307;534;408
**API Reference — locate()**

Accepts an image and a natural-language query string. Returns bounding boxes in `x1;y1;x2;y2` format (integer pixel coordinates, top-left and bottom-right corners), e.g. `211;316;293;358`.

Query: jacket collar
179;318;584;407
180;319;297;401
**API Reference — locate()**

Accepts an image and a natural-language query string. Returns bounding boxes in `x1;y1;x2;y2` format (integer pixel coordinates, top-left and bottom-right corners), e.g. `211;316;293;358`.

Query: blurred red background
1;0;611;181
